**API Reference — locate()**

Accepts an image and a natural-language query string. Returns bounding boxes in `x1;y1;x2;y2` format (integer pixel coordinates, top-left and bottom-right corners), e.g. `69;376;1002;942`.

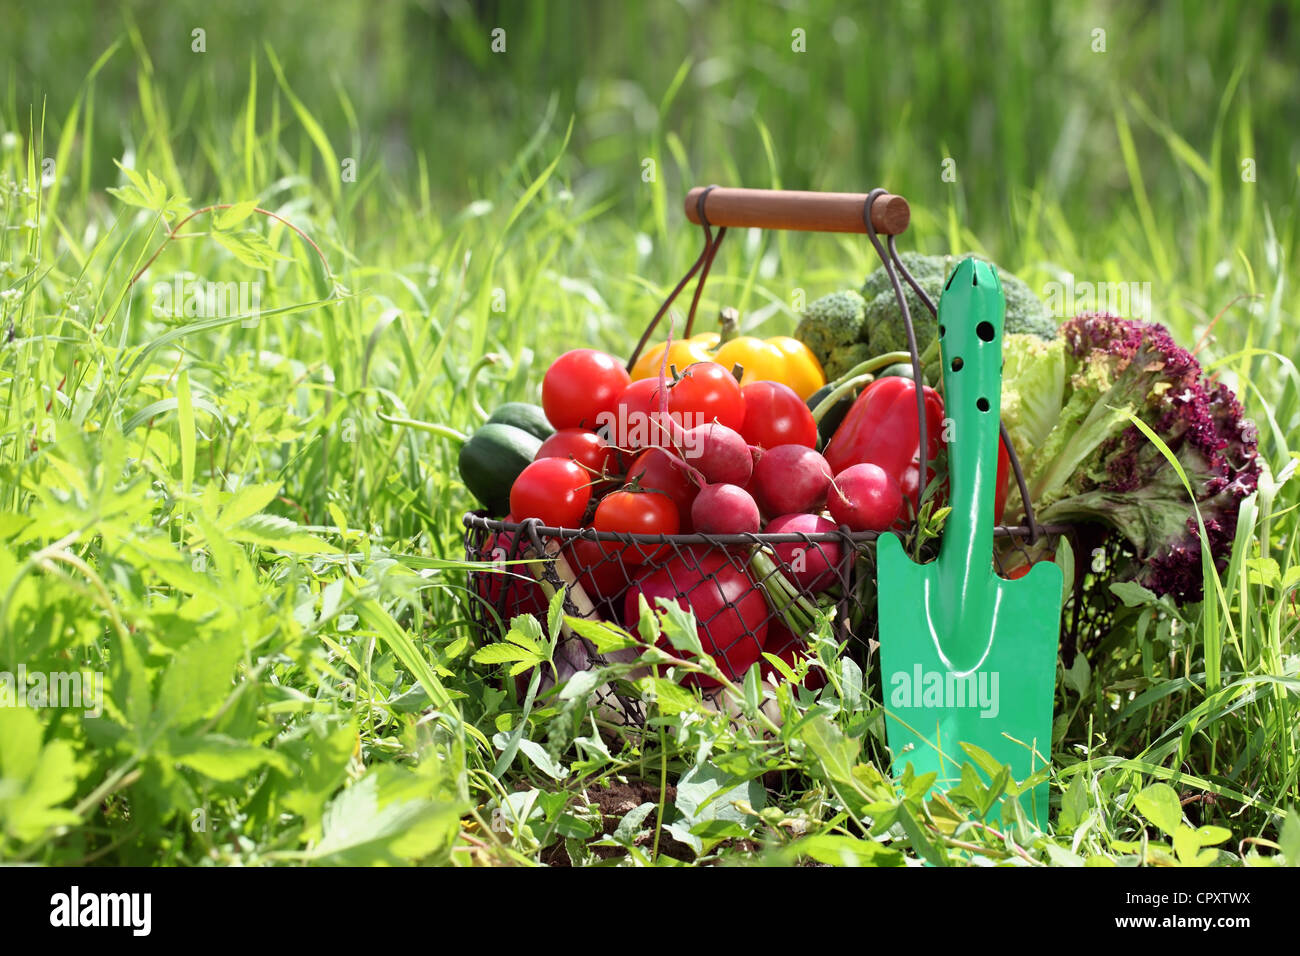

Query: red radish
691;483;761;535
761;620;827;691
751;444;832;517
680;422;752;486
764;513;842;592
739;445;764;499
829;463;902;531
624;548;768;687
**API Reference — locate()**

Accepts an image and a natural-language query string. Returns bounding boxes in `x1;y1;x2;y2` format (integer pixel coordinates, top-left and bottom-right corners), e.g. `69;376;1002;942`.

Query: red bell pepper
995;431;1011;526
825;377;1019;525
823;377;945;512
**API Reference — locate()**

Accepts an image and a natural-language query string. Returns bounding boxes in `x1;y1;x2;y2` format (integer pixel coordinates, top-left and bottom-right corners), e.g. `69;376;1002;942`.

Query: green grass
1;3;1299;865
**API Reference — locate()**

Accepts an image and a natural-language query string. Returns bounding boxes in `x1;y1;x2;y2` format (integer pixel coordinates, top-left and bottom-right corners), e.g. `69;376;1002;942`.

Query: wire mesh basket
462;185;1099;723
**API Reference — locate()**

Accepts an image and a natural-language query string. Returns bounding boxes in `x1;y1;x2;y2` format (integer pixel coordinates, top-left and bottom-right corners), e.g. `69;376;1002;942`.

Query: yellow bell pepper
630;332;720;381
628;316;826;400
713;335;825;399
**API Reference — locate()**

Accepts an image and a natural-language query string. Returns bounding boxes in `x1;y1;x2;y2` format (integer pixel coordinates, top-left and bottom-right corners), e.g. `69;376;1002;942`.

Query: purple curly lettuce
1039;314;1261;603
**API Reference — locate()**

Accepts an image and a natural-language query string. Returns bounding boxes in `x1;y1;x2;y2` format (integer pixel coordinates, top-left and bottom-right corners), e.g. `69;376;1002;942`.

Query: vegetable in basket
710;309;825;399
543;348;631;430
456;422;544;516
624;549;769;687
739;381;818;449
630;321;826;400
476;516;549;621
629;332;719;382
484;402;554;440
793;290;874;381
860;252;1057;357
793;253;1056;380
822;374;945;513
999;314;1261;603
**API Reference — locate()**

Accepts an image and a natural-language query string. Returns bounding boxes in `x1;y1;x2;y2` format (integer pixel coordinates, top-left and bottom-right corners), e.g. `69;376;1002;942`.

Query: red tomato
609;378;674;452
669;362;746;434
739;381;817;449
535;429;619;485
593;490;680;564
625;447;699;529
764;513;841;592
542;349;631;430
509;458;592;528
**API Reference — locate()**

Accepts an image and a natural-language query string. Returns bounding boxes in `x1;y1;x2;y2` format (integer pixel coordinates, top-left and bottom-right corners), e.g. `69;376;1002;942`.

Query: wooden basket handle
684;186;910;235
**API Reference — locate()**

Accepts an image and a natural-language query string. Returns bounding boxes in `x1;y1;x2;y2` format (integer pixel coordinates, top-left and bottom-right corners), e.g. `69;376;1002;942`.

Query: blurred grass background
4;0;1298;578
5;0;1297;240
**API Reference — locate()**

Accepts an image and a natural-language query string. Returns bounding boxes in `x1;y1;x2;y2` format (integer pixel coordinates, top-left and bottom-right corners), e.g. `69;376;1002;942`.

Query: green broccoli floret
1000;276;1058;339
861;253;1056;357
821;341;877;381
863;285;940;358
860;251;949;302
794;290;868;375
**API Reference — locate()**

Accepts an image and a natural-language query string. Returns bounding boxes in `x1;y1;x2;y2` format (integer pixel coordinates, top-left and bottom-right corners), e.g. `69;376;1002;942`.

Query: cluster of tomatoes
482;346;910;690
508;348;821;532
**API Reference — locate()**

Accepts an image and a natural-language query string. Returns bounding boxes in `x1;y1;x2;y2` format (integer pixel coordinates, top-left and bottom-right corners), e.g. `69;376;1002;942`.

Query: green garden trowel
876;256;1062;828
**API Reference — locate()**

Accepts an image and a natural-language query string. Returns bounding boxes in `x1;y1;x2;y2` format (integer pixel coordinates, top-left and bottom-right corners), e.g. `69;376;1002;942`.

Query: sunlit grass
0;17;1297;864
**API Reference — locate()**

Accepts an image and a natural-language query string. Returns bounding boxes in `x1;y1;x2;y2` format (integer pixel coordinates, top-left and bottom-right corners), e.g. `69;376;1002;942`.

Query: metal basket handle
627;186;910;371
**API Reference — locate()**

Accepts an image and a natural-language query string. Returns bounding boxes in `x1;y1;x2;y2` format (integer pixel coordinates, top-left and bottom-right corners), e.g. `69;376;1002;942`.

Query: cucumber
486;402;554;441
458;423;543;515
877;362;916;380
807;384;855;451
